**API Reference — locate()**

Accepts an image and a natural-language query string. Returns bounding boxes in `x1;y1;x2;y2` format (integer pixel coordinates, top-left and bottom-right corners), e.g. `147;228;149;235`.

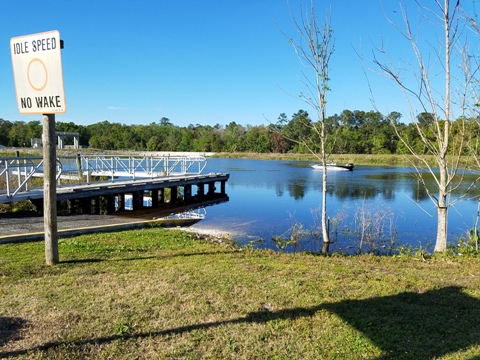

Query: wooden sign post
42;114;58;264
10;30;66;265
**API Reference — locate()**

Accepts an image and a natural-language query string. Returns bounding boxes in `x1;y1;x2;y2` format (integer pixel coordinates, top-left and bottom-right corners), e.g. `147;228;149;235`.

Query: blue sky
0;1;474;127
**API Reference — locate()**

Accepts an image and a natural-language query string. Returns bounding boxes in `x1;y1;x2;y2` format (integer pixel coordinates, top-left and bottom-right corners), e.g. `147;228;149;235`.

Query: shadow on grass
60;250;233;265
61;258;105;264
0;316;28;347
323;286;480;359
1;286;479;359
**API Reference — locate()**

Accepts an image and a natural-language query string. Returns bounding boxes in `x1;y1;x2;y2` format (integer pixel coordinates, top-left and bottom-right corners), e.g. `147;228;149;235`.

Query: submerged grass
1;228;480;359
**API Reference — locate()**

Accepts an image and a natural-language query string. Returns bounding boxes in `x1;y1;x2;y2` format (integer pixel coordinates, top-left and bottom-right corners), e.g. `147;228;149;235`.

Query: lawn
1;228;480;359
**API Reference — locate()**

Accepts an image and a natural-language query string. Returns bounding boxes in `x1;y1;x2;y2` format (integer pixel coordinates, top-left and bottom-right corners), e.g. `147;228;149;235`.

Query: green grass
1;228;480;359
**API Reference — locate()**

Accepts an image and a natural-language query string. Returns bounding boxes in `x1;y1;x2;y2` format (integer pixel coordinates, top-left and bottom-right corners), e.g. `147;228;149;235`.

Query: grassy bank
1;228;479;359
211;152;444;167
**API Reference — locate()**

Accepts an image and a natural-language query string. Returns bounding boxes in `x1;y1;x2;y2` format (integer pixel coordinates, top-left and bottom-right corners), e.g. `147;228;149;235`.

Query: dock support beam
159;188;165;204
92;196;100;214
106;195;116;214
208;182;216;195
81;198;90;214
184;184;192;203
117;194;125;212
151;189;159;207
170;187;178;205
197;184;205;199
132;191;143;211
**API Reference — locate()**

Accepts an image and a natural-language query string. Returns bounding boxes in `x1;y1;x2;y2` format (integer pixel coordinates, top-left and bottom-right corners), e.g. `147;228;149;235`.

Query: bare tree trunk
435;206;448;252
371;0;476;252
434;0;451;252
282;2;334;254
321;120;330;254
436;157;449;252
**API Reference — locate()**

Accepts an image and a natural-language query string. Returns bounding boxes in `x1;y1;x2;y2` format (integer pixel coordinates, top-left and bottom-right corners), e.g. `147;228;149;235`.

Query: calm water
192;158;480;253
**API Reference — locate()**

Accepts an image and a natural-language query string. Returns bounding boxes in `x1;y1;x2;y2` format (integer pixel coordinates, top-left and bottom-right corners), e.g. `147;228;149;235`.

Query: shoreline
1;148;463;168
179;226;231;239
0;212;235;245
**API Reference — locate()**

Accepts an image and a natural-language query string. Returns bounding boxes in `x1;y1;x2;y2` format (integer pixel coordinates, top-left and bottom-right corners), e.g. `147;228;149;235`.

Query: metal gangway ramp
81;154;207;181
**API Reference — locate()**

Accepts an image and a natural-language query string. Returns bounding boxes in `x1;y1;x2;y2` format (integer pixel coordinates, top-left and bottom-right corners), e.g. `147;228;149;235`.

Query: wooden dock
0;172;229;216
0;155;229;243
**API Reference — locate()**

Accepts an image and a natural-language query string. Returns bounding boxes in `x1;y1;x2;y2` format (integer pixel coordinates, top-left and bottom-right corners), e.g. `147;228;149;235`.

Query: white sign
10;30;66;114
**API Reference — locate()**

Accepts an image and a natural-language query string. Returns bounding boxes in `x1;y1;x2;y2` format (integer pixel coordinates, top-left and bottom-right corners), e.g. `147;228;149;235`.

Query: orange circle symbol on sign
27;58;48;91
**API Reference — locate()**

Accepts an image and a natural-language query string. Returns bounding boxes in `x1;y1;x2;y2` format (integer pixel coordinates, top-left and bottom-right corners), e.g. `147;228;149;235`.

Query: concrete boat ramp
0;205;210;244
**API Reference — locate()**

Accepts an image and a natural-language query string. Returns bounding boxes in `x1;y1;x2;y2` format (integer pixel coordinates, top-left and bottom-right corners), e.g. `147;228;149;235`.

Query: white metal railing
80;155;207;181
0;154;207;202
0;157;63;199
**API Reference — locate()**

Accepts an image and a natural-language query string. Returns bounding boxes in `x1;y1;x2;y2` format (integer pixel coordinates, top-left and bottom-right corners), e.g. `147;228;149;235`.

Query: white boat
311;163;354;171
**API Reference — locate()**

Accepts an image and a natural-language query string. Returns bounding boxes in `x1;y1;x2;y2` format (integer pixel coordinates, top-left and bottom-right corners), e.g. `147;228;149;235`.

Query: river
191;157;479;253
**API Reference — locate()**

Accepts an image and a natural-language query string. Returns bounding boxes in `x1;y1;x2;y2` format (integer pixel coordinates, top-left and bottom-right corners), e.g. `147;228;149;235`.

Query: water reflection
328;184;380;201
275;183;285;197
287;178;308;200
413;180;429;202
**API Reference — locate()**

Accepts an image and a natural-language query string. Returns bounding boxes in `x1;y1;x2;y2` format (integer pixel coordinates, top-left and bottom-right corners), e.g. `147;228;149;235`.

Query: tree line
0;110;476;155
